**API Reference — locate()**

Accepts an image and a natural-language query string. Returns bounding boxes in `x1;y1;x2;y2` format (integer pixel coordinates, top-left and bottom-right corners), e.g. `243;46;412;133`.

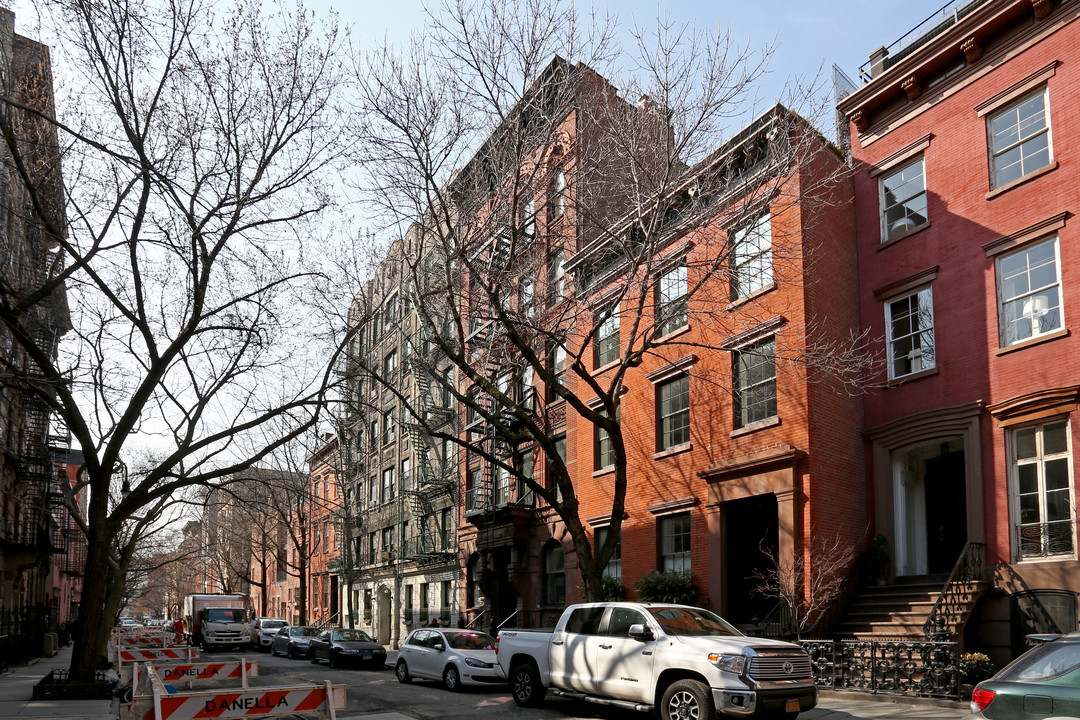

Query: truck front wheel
510;662;545;707
661;679;714;720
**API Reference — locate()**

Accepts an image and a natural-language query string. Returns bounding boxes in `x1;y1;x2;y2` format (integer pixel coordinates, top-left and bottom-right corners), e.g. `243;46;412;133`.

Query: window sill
996;327;1069;356
656;324;691;343
1013;553;1076;565
592;466;615;478
653;442;692;460
727;282;777;311
878;221;931;250
593;359;620;375
986;161;1057;200
886;366;939;387
729;416;780;438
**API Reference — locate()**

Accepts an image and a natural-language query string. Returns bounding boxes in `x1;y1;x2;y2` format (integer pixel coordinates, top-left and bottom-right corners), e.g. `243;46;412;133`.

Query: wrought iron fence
0;603;52;666
799;639;960;699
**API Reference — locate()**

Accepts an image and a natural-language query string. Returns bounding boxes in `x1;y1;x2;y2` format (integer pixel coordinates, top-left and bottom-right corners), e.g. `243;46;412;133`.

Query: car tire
396;660;412;684
661;679;714;720
288;644;297;660
510;662;545;707
310;650;319;664
443;664;461;692
328;652;338;669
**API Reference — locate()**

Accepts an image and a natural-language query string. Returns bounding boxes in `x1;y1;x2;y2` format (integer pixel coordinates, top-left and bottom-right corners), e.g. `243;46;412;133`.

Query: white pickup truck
496;602;816;719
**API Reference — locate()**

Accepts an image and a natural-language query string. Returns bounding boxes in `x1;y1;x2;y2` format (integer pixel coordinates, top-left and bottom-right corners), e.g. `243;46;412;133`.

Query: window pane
990;90;1050;188
734;339;776;427
1044;421;1068;455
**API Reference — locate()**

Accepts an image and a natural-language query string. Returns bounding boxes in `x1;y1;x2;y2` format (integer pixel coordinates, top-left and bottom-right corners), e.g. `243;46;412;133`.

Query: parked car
309;628;386;669
496;602;816;719
396;628;504;691
117;617;140;628
969;633;1080;719
269;625;319;659
249;617;288;651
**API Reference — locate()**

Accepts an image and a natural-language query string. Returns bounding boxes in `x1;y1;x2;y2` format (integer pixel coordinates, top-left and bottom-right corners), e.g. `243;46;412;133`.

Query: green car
970;634;1080;718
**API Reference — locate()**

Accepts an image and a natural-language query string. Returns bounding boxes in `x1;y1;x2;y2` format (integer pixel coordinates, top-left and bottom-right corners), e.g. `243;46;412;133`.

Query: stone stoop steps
836;579;989;641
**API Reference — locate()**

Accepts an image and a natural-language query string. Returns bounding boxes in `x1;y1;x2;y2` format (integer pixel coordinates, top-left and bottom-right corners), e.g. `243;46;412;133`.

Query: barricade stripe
159;695;189;720
293;688;326;712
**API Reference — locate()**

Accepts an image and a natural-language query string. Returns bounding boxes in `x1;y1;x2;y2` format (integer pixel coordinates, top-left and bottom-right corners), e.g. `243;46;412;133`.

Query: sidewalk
0;644;114;720
806;690;972;719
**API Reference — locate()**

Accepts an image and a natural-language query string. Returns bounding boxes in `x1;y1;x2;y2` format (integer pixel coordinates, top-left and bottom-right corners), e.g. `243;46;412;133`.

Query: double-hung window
656;374;690;450
382;408;396;445
596;526;622;582
881;157;927;241
548;252;565;301
989;88;1051;189
885;287;935;379
542;542;566;605
997;236;1062;346
382;466;395;502
731;214;773;299
657;261;688;336
1013;419;1073;559
549;168;566;221
385;294;399;326
595;309;620;367
594;406;618;471
733;338;777;428
384;349;398;378
659;513;691;572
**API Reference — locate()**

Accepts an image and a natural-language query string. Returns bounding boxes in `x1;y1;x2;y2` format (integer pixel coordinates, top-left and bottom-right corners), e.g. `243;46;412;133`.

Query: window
495;465;511;506
466;465;483;511
382;526;395;560
734;338;776;428
885;287;935;378
401;458;411;492
997;237;1062;346
368;531;377;564
552;435;567;502
548;252;565;301
440;507;452;549
385;293;399;326
659;513;691;572
657;261;688;335
596;526;622;582
542;542;565;605
520;198;536;237
606;607;646;637
594;407;618;471
564;606;604;634
731;213;772;299
1013;419;1073;560
370;475;378;505
382;466;395;502
881;157;927;241
518;277;535;317
384;350;398;378
595;309;619;367
549;167;566;221
370;419;378;448
656;374;690;450
989;88;1051;189
382;408;396;444
419;582;429;615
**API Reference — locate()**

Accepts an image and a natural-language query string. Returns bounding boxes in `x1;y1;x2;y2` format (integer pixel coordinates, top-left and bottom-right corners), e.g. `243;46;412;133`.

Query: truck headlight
708;653;746;674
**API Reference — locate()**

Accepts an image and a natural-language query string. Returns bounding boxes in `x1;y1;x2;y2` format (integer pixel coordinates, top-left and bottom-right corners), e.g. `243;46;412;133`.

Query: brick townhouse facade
839;0;1080;660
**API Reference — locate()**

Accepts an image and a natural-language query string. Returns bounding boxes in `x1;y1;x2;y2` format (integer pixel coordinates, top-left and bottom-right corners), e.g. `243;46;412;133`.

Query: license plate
785;699;800;712
362;654;372;660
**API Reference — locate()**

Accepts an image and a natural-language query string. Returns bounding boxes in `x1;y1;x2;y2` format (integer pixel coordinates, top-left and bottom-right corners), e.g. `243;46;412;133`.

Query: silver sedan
395;629;505;691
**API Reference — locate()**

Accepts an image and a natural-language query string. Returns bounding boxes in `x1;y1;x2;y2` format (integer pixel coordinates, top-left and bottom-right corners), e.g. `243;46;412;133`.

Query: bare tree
346;0;867;606
0;0;345;680
751;532;859;639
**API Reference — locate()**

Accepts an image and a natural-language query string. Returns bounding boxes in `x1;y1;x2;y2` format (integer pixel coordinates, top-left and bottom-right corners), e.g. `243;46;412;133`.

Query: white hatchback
396;629;505;691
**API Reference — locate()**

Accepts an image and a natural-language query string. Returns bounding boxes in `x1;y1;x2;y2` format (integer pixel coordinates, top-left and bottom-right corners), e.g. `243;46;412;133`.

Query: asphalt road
199;647;970;720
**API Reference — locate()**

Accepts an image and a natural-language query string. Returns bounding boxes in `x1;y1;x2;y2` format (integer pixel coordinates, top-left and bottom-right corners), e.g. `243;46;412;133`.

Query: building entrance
724;494;779;626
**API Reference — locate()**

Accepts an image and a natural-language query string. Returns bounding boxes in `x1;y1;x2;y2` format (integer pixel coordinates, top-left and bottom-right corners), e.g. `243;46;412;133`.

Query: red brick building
839;0;1080;658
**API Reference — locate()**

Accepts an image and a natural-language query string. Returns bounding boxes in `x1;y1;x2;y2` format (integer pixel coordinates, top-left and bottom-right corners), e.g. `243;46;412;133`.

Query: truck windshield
646;607;742;637
206;608;246;623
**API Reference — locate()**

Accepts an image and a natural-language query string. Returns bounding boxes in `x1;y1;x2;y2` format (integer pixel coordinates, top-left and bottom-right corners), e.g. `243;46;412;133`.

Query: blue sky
308;0;953;106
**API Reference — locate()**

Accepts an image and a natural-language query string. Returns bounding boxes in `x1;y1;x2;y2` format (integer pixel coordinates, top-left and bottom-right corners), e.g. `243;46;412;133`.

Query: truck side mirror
628;624;653;641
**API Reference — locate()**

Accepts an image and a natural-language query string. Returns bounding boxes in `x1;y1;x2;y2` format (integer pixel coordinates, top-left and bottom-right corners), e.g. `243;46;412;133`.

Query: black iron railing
800;639;960;699
923;541;986;638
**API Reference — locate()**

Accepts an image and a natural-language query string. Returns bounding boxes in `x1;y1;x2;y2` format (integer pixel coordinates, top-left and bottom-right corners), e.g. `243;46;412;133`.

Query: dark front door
330;575;339;618
924;448;967;574
724;494;779;626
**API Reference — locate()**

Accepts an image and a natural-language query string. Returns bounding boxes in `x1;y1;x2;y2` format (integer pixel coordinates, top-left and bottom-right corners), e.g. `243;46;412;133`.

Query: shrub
600;576;625;601
634;571;696;604
959;652;995;684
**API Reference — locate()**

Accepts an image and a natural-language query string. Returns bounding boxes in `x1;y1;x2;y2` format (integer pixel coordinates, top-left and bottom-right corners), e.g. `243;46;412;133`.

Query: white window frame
884;286;935;379
656;374;690;450
996;236;1063;347
1010;418;1074;561
595;308;620;367
988;86;1052;189
658;512;691;573
880;156;928;241
733;338;777;428
731;213;773;299
657;260;688;336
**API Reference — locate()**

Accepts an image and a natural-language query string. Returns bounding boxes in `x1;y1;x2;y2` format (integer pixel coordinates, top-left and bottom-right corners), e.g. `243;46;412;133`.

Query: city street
189;648;973;720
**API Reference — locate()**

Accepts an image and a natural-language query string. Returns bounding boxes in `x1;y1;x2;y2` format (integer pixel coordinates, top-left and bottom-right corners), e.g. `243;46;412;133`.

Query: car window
276;627;289;636
998;642;1080;682
606;608;647;637
319;631;330;641
646;607;741;637
335;629;373;642
264;620;286;629
564;606;605;635
206;608;245;623
300;627;319;637
446;631;496;650
408;630;428;647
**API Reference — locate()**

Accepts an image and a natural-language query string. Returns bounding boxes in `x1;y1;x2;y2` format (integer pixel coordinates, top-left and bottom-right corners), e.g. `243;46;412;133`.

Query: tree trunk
68;525;112;682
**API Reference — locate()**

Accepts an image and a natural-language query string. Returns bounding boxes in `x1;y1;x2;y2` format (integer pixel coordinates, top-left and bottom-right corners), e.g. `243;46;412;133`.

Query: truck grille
748;652;812;681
